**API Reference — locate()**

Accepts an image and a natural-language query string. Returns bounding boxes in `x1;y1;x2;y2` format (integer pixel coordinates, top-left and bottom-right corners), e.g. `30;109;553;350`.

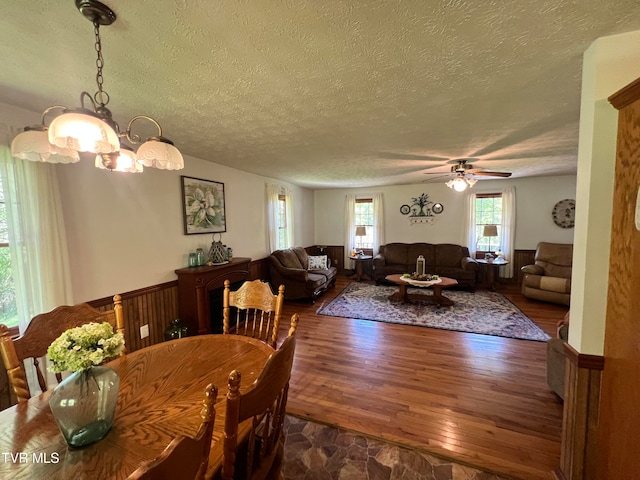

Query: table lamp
355;226;366;255
482;225;498;259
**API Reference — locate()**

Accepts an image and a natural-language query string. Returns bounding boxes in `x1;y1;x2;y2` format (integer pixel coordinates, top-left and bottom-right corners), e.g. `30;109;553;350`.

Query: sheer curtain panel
0;128;72;333
265;183;280;253
463;191;477;257
500;186;516;278
372;193;385;255
343;194;356;268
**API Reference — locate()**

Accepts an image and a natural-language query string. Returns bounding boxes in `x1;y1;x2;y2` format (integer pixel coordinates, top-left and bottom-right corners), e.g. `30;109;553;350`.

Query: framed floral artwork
181;176;227;234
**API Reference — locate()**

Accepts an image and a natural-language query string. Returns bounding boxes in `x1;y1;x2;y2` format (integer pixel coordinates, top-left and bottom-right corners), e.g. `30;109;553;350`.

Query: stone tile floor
282;416;513;480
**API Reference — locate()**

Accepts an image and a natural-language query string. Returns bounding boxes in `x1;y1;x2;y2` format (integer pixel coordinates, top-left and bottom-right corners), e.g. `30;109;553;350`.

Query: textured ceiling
1;1;639;188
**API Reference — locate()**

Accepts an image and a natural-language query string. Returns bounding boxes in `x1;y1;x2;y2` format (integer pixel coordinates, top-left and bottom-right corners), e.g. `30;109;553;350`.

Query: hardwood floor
280;276;568;480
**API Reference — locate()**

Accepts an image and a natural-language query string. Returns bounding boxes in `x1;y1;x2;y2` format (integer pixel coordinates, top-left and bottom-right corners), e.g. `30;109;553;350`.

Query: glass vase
49;365;120;448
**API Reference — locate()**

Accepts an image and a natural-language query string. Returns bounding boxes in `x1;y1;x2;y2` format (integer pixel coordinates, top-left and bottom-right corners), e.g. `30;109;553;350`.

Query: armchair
521;242;573;306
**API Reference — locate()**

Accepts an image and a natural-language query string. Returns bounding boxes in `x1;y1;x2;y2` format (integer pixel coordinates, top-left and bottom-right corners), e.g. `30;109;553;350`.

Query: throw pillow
308;255;328;270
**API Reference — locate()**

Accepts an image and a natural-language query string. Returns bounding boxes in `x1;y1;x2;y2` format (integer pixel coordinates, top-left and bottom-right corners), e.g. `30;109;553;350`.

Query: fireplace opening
209;279;244;333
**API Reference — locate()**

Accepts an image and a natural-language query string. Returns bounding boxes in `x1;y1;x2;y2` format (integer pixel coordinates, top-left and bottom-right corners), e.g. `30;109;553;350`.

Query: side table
476;258;509;291
350;255;373;281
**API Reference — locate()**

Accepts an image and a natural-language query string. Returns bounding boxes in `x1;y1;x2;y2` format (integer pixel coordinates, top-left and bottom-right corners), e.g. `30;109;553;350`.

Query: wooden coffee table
385;274;458;306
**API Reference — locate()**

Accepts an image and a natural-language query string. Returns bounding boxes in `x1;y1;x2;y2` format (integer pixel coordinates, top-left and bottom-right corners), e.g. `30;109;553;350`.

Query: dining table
0;334;274;479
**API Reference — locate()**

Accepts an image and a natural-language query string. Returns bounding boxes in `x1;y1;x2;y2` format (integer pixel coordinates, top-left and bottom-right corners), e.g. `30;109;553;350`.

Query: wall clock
432;203;444;214
400;204;411;215
552;199;576;228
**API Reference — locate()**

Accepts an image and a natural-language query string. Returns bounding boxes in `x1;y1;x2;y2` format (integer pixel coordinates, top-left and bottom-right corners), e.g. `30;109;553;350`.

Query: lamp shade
136;137;184;170
483;225;498;237
355;226;367;236
11;127;79;163
48;111;119;154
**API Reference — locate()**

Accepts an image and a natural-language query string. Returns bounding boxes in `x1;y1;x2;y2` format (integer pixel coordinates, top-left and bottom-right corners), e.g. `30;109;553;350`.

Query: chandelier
10;0;183;173
446;174;477;192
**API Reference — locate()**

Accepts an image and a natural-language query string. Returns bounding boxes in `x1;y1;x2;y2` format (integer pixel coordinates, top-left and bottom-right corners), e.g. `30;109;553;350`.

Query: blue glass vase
49;365;120;448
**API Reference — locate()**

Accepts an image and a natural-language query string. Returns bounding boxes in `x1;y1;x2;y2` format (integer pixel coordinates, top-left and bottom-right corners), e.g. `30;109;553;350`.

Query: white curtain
265;183;280;252
463;191;477;257
372;193;385;255
283;187;294;248
266;183;295;252
343;194;356;268
0;139;73;334
500;186;516;278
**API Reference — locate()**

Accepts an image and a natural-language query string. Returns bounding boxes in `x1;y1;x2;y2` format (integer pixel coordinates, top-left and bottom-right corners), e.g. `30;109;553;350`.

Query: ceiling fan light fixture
451;177;469;192
10;0;183;173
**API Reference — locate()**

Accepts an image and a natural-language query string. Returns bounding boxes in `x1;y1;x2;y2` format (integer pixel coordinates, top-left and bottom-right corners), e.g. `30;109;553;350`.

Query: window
0;175;17;329
475;193;502;254
354;199;373;249
277;194;288;250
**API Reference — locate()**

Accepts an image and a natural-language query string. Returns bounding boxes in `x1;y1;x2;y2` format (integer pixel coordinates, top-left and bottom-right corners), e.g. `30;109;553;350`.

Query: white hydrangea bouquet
47;322;125;373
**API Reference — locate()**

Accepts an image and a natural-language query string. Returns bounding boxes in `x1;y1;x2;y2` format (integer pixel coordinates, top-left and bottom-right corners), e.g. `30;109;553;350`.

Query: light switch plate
636;186;640;231
140;324;149;339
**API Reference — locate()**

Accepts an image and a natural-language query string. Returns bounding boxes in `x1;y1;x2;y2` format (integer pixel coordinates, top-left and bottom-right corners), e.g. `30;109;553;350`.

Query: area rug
317;283;549;342
282;415;510;480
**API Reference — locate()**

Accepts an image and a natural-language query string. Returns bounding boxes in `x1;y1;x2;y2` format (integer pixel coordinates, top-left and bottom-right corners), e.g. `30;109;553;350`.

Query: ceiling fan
423;159;512;191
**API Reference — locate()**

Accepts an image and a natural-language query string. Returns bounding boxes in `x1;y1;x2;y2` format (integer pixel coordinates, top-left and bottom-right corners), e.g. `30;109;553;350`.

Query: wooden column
175;258;251;335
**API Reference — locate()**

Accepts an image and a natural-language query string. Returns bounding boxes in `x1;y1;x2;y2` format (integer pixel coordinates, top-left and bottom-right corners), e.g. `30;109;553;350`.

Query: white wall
314;175;576;251
0;102;314;303
569;29;640;355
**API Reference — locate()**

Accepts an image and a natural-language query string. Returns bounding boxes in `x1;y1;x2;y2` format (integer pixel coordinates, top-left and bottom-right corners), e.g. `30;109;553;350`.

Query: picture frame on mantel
180;175;227;235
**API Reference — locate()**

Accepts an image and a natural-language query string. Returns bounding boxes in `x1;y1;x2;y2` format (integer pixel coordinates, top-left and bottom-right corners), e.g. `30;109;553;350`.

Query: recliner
521;242;573;306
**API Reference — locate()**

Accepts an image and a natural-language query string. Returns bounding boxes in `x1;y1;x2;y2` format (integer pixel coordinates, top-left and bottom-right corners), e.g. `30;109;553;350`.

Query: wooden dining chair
221;335;296;480
127;383;218;480
223;280;285;348
0;295;126;403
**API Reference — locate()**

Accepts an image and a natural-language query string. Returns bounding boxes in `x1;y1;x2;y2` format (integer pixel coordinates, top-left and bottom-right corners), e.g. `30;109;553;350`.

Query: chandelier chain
93;22;109;107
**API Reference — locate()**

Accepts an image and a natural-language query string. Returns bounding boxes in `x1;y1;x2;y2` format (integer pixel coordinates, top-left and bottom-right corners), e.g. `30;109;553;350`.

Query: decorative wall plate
400;204;411;215
432;203;444;214
552;199;576;228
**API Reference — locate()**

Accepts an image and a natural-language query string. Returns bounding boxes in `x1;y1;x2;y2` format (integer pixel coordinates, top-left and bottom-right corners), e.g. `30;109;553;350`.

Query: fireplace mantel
175;257;251;335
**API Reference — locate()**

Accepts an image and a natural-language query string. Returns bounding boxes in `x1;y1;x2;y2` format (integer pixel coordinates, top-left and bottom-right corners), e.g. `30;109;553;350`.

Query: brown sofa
521;242;573;306
372;243;479;289
268;247;337;300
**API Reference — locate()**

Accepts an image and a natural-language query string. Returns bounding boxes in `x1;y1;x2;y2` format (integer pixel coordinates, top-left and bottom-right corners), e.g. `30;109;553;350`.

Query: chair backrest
127;384;218;480
223;280;284;348
0;295;126;403
534;242;573;278
221;335;296;480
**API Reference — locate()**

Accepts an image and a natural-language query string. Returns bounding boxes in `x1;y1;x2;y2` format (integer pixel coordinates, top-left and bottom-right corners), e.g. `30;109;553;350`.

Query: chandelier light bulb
95;145;142;173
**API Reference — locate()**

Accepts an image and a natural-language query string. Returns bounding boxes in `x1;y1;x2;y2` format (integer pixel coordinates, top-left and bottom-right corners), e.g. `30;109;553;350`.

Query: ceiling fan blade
423;171;452;175
469;170;512;177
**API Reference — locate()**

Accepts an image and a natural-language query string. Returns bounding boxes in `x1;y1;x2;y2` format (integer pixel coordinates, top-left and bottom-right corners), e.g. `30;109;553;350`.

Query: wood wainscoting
557;347;604;480
88;281;180;353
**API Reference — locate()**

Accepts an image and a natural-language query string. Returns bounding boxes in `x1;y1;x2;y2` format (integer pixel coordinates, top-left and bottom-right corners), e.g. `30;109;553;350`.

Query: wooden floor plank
280;276;566;480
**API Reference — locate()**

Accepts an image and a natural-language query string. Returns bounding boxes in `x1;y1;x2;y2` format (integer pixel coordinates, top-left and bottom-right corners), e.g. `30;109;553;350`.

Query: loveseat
268;247;337;300
521;242;573;306
372;243;479;289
